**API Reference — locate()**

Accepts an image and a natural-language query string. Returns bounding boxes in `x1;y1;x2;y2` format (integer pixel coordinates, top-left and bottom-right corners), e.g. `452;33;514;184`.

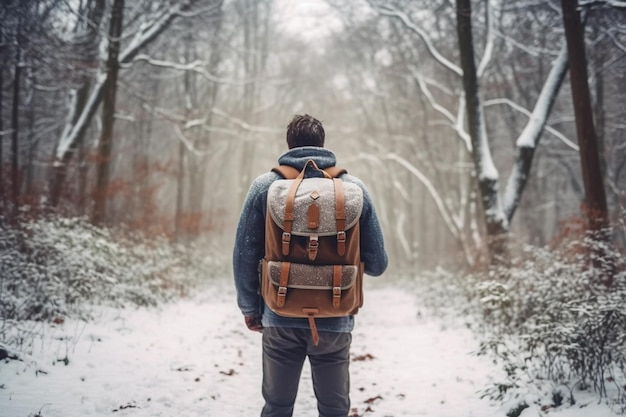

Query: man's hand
245;315;263;333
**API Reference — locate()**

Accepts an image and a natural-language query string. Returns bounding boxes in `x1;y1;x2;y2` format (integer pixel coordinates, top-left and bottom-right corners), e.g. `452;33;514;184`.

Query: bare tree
50;0;217;209
9;5;23;213
561;0;614;280
368;0;570;264
92;0;124;226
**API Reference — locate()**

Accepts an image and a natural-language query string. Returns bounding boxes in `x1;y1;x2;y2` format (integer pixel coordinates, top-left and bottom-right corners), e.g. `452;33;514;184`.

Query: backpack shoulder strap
323;166;348;178
272;165;348;179
272;165;300;179
271;165;348;179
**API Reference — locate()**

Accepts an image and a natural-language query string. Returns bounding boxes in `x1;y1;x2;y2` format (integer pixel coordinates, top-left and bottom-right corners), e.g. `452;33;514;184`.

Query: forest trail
0;280;505;417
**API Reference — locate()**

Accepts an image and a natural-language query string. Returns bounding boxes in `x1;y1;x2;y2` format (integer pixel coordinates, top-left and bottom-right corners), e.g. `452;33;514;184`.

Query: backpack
260;159;364;345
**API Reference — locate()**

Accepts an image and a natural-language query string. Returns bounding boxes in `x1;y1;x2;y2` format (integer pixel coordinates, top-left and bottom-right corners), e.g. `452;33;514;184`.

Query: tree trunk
174;34;195;242
560;0;612;280
25;89;36;197
591;46;607;183
455;0;509;264
0;50;4;207
92;0;124;225
76;84;94;216
11;15;23;215
49;0;105;209
0;22;5;206
174;138;186;241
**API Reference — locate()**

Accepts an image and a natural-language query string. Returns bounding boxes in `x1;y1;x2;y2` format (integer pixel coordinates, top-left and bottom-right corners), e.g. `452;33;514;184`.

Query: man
233;114;388;417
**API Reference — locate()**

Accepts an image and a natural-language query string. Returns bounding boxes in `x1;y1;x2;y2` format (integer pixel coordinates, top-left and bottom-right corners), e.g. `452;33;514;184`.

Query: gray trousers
261;327;352;417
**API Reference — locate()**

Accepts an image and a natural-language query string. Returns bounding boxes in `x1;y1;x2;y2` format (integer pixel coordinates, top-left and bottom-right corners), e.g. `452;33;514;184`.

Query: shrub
410;232;626;413
0;216;226;350
469;236;626;412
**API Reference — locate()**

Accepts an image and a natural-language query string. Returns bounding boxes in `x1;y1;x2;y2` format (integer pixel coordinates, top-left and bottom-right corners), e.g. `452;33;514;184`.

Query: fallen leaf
364;395;383;404
352;353;375;361
220;369;236;376
113;403;138;412
349;407;361;417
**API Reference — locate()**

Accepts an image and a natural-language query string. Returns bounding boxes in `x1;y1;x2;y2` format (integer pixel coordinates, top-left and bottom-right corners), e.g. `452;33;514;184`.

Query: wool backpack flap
261;159;364;345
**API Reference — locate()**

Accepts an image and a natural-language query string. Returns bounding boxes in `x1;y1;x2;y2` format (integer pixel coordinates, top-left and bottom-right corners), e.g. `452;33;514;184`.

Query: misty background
0;0;624;271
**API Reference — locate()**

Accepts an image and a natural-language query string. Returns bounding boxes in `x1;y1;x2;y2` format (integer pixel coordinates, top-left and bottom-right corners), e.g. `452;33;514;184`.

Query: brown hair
286;114;325;149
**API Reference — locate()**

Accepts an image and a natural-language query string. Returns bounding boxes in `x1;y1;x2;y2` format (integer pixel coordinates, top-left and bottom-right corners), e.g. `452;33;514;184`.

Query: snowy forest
1;0;626;416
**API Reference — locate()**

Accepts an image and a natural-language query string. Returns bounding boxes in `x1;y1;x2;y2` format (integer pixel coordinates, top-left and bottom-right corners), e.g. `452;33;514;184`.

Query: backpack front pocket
260;259;361;318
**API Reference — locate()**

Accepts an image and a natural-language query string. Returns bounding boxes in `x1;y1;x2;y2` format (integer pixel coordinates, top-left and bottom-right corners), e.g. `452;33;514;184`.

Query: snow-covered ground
0;279;618;417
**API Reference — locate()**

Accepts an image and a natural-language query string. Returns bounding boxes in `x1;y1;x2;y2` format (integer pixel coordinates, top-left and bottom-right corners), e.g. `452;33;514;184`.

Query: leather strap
272;164;347;180
276;262;290;308
307;202;319;229
302;307;320;346
333;178;347;256
332;265;342;308
272;165;300;179
282;178;300;256
276;160;347;257
324;166;348;178
308;234;319;261
282;160;323;255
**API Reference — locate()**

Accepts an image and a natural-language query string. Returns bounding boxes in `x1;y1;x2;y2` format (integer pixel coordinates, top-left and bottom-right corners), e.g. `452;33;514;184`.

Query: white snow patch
0;280;618;417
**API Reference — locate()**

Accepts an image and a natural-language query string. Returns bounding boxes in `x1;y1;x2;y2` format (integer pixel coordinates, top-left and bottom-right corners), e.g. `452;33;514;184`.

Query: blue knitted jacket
233;147;388;333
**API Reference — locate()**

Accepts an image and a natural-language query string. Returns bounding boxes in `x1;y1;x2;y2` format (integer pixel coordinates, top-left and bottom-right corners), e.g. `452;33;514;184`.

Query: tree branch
484;98;578;150
476;0;494;78
502;43;570;221
373;4;463;76
55;1;203;161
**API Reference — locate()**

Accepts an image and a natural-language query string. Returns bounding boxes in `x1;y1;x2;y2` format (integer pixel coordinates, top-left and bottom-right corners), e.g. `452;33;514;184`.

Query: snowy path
2;280;507;417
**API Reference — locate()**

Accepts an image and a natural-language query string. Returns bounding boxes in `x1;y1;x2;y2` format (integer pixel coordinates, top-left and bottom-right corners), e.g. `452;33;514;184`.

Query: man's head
286;114;325;149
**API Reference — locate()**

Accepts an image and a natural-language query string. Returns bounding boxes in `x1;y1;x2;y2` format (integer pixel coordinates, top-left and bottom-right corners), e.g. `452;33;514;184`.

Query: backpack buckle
333;286;342;308
336;231;346;256
282;232;291;256
277;286;288;308
308;235;319;261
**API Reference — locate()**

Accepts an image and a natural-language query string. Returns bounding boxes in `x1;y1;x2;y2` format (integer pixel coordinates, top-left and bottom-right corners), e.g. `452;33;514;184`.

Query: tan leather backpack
261;159;364;345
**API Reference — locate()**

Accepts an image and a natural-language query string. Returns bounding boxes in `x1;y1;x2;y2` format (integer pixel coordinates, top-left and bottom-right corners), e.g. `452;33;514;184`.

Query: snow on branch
500;43;570;221
209;108;282;134
413;72;456;124
55;73;107;161
484;98;578;150
476;0;494;78
373;5;463;77
604;28;626;55
394;210;413;261
515;44;569;149
173;125;213;157
55;2;203;160
125;55;248;85
384;153;461;240
411;69;472;151
455;94;472;152
493;29;558;57
580;0;626;8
